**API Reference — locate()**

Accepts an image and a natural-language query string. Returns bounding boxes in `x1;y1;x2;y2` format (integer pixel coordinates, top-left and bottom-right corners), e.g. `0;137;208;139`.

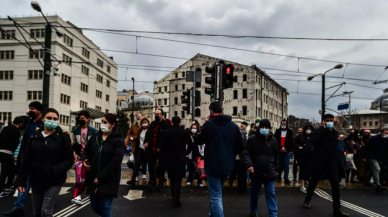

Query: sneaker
13;190;18;197
199;184;204;187
4;186;16;192
300;187;307;194
375;185;386;193
187;182;191;186
136;177;139;182
0;192;10;198
142;175;147;180
284;179;292;186
71;198;83;205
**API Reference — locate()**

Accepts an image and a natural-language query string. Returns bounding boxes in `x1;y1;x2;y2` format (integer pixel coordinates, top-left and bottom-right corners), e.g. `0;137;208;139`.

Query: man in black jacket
274;119;293;185
4;101;43;217
160;116;193;207
144;109;171;192
304;114;349;217
0;117;25;197
243;119;279;217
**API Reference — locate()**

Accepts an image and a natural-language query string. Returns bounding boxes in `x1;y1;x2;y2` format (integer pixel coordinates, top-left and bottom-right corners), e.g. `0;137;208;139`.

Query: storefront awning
71;108;105;119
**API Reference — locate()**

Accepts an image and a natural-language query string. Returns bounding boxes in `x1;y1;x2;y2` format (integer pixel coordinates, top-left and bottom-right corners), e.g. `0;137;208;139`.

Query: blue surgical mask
326;122;334;129
240;130;244;135
136;120;139;124
260;129;269;136
44;119;58;131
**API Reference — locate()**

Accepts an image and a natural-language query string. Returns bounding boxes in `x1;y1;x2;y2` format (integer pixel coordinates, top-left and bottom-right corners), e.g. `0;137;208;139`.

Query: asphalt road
0;185;387;217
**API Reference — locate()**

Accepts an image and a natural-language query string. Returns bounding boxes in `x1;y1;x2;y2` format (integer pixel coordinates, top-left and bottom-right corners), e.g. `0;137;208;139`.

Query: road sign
338;102;349;110
186;71;202;82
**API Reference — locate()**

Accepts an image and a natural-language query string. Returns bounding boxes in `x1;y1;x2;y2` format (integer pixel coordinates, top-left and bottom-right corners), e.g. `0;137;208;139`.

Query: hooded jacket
16;126;73;188
72;125;98;155
81;127;125;198
242;130;279;183
195;115;244;175
364;134;388;163
274;120;294;152
293;123;315;160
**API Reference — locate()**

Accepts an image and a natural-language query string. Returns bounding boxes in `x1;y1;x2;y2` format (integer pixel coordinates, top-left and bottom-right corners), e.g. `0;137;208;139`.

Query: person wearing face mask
248;117;261;137
0;117;25;198
274;119;294;185
82;113;124;217
186;124;203;187
144;109;171;192
304;114;349;217
343;129;361;183
292;128;304;182
127;116;150;186
360;129;373;186
16;108;73;217
4;102;44;217
364;128;388;192
336;135;353;186
70;110;97;205
243;119;279;217
293;123;315;194
125;113;143;180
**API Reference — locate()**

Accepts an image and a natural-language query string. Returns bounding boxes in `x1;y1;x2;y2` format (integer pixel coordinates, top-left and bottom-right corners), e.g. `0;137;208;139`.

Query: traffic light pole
192;71;196;121
218;61;224;108
42;23;52;110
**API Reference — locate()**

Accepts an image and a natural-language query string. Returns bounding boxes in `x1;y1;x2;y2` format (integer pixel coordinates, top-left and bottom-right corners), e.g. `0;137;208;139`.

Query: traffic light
223;64;234;89
181;89;191;114
194;90;201;107
205;64;217;99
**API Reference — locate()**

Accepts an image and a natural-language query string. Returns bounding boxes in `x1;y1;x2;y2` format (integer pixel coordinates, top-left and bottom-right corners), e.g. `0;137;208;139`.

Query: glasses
102;120;109;124
46;117;58;121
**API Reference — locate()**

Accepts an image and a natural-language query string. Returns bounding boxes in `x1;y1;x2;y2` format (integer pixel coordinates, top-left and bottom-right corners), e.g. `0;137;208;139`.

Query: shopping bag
196;157;206;179
73;161;87;198
345;153;357;171
127;153;135;169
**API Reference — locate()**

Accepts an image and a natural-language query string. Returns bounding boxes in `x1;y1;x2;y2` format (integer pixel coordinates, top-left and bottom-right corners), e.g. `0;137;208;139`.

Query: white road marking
314;188;384;217
53;197;90;217
62;201;91;217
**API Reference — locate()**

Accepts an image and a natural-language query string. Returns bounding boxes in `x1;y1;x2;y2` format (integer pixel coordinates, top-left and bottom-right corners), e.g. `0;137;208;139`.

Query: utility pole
42;22;52;110
192;71;195;121
131;77;135;124
321;74;325;122
218;60;225;108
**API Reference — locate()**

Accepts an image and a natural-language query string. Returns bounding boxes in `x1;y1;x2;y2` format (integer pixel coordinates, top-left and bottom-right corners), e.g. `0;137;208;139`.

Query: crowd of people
0;100;387;217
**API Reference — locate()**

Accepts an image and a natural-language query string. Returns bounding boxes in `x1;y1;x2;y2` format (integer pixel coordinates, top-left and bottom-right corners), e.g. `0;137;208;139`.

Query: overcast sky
2;0;388;121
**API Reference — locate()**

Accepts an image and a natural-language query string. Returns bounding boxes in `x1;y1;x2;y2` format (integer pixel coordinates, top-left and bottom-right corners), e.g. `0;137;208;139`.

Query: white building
0;15;117;130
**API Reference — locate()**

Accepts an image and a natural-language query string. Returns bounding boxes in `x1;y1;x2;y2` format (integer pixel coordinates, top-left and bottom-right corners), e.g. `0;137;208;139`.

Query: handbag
196;157;206;179
73;161;87;198
345;153;357;170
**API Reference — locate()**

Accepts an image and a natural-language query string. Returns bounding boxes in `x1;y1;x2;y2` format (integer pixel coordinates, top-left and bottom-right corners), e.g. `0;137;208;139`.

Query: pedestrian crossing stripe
53;197;90;217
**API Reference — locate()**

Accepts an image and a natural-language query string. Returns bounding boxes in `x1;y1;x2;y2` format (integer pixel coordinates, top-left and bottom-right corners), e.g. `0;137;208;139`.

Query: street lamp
307;64;344;121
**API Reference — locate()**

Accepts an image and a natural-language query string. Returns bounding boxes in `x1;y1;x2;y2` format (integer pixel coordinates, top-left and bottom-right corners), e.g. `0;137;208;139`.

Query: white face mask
281;126;286;129
306;130;312;134
101;124;111;134
191;129;197;134
255;123;260;128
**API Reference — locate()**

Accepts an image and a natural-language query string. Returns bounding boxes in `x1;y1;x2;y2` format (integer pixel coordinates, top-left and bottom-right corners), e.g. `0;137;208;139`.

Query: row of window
61;74;71;85
63;54;72;66
0;112;12;122
363;121;379;127
82;48;90;59
30;29;45;38
27;91;42;100
60;115;70;125
0;91;13;100
63;34;73;47
1;30;15;40
61;94;70;105
0;71;13;80
173;109;200;118
81;83;88;92
29;49;44;59
0;50;15;60
80;100;88;109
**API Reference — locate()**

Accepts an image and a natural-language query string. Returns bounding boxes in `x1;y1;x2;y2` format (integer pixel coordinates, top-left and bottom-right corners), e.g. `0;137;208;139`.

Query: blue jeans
206;173;229;217
135;162;148;177
90;196;113;217
278;152;291;180
14;176;30;210
250;180;278;217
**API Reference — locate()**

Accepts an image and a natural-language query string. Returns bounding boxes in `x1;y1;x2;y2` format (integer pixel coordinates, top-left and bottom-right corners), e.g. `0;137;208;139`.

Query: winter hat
258;119;271;129
29;101;43;112
255;117;261;123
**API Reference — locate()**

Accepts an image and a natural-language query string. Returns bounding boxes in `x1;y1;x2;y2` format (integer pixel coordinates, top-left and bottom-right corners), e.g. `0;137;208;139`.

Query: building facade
0;15;117;129
153;54;289;131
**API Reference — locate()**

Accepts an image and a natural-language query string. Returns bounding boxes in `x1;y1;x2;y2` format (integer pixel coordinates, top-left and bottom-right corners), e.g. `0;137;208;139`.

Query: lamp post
343;91;354;126
307;64;343;121
131;77;135;124
31;1;63;110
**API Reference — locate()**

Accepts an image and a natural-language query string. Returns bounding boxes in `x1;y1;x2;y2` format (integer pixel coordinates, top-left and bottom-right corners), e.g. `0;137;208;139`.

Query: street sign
338;102;349;111
186;71;202;82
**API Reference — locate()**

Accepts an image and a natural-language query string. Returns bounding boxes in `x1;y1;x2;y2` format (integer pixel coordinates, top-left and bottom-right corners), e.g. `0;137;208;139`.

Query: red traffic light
226;65;234;75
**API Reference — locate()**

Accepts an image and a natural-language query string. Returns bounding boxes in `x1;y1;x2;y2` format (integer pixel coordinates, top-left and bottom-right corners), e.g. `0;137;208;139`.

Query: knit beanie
29;101;43;112
255;117;261;123
258;119;271;129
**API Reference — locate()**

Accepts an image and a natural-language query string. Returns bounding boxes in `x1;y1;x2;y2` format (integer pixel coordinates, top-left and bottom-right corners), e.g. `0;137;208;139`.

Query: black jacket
195;115;244;176
17;117;44;168
274;127;293;152
161;126;193;179
242;131;279;183
81;127;124;198
310;126;339;173
16;126;73;188
365;134;388;163
144;119;171;151
293;123;315;161
0;125;20;153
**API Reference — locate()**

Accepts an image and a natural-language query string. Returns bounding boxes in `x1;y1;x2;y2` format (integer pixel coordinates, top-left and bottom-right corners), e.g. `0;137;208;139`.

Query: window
82;48;90;58
164;99;168;105
30;29;45;38
181;111;185;118
96;74;103;83
28;70;43;80
158;87;161;93
175;73;178;79
175;85;178;91
0;91;13;100
243;106;247;115
106;94;110;102
0;112;12;123
0;71;13;80
375;121;379;126
60;115;70;125
243;89;247;98
80;100;88;109
60;94;70;105
107;65;111;73
243;74;247;81
234;76;238;82
27;91;42;100
164;87;167;92
106;109;109;113
195;108;201;117
0;50;15;60
106;80;110;87
96;90;102;98
63;34;73;47
81;65;89;76
233;90;238;99
182;84;185;90
61;74;71;85
62;54;72;66
369;121;372;126
81;83;88;92
182;72;185;77
1;30;15;40
28;49;43;59
233;107;237;116
97;58;103;68
95;122;101;130
95;106;102;111
174;111;178;116
174;97;178;105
